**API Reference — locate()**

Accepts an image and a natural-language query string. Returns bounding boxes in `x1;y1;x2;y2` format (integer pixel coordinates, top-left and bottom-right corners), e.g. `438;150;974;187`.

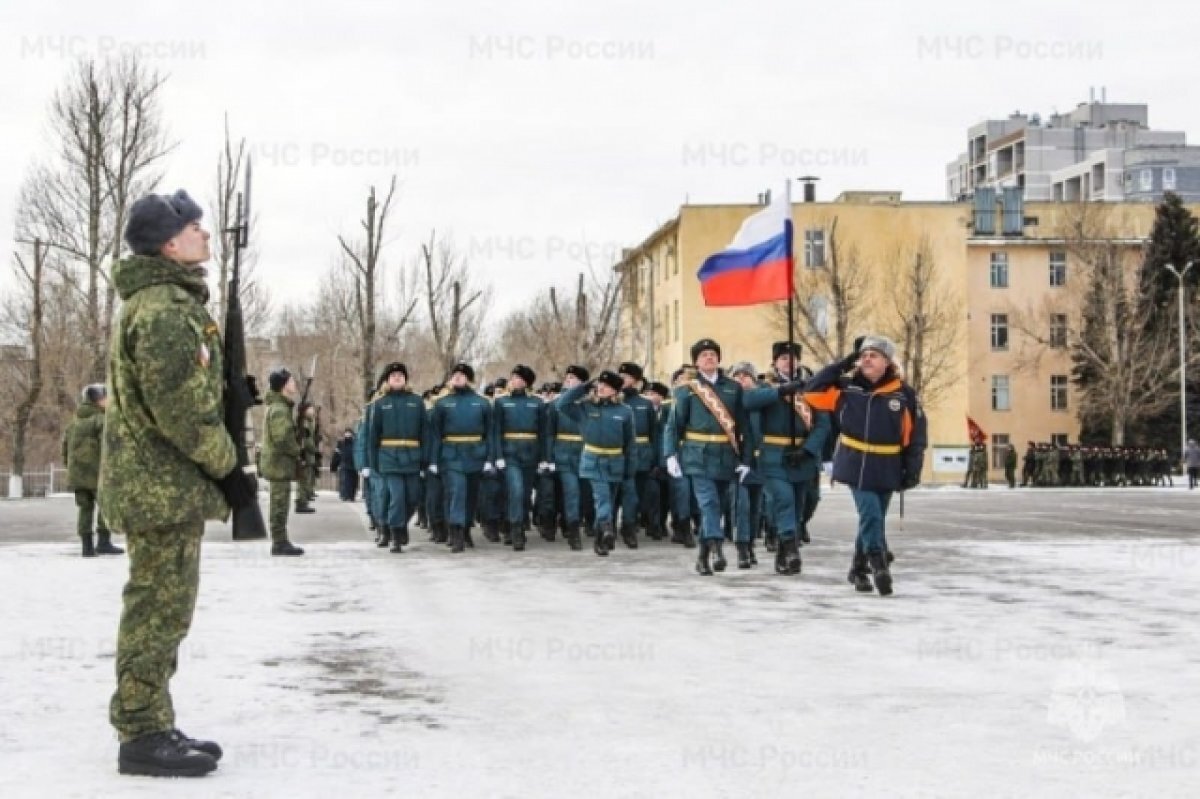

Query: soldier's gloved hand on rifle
777;379;806;397
666;455;682;479
216;467;257;509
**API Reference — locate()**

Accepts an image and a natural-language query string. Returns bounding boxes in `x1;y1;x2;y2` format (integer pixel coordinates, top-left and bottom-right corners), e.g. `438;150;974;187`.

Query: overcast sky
1;0;1195;319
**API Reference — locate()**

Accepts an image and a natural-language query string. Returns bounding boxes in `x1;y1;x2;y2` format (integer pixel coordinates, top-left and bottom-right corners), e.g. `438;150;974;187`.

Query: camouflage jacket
62;400;105;491
261;390;300;481
98;255;236;533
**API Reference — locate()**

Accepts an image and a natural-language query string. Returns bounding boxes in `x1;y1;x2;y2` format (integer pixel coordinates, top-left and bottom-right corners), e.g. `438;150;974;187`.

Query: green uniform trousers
269;480;291;542
110;520;203;742
74;489;109;538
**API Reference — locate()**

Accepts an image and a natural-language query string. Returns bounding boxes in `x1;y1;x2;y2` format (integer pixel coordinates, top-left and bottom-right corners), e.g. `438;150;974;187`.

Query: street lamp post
1165;261;1194;468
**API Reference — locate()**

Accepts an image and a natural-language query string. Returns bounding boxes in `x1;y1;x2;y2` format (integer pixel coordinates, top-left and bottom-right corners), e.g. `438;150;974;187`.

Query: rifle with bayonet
223;158;268;540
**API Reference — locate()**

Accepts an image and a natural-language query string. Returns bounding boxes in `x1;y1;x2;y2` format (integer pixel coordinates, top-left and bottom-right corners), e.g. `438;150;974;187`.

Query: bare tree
881;235;961;408
4;240;48;496
419;230;491;377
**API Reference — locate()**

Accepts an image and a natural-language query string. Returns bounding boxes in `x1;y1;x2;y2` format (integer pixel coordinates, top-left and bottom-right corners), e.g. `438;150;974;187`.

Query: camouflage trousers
298;465;316;505
74;489;109;538
110;520;203;742
269;480;291;543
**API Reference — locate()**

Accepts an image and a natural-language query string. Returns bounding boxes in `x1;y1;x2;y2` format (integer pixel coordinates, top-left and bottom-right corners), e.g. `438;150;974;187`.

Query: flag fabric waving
697;187;792;306
966;416;986;446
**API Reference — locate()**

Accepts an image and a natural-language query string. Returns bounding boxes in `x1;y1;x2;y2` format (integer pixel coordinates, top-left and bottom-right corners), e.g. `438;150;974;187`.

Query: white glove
483;462;496;475
428;464;439;475
735;465;751;484
537;461;549;473
666;455;682;479
359;468;371;478
495;458;507;470
546;462;556;473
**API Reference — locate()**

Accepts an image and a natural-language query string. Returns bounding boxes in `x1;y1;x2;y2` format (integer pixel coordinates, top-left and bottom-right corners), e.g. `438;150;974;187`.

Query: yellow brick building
613;192;1185;481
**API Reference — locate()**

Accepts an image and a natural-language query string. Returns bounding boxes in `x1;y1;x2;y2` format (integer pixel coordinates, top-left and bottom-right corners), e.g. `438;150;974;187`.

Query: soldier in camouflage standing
260;369;305;557
62;384;123;557
100;189;258;776
1003;443;1017;489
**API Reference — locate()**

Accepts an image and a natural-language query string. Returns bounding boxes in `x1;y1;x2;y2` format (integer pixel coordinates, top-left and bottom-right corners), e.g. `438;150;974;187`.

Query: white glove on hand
359;468;371;478
547;462;556;473
495;458;507;470
537;462;549;473
483;462;496;475
428;464;439;475
666;455;682;479
735;465;751;484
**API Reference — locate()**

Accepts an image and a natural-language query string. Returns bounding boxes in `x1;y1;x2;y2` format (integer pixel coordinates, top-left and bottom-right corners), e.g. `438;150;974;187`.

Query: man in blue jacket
493;364;544;552
805;335;927;596
430;363;494;553
367;362;426;553
546;366;591;551
616;362;657;549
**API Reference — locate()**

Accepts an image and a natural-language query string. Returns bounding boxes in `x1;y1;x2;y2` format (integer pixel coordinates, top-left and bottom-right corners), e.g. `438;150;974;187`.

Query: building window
661;304;669;343
991;433;1010;469
1051;433;1069;447
672;299;679;342
1164;168;1177;191
990;313;1009;350
808;294;829;336
803;229;826;268
1139;169;1153;192
992;375;1011;411
1049;314;1068;348
1049;251;1067;287
1051;375;1069;411
989;252;1009;288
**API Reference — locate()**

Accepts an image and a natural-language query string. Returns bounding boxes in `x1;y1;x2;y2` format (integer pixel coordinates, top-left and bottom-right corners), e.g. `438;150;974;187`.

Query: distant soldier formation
1017;442;1178;488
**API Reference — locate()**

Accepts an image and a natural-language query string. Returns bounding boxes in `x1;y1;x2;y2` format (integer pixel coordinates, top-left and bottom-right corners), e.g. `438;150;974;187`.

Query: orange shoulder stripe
804;387;841;412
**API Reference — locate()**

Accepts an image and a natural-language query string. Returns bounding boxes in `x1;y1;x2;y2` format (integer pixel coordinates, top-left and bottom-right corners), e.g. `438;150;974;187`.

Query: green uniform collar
112;254;211;304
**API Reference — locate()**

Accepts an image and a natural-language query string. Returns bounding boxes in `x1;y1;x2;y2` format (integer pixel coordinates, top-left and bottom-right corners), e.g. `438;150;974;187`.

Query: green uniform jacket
663;372;751;480
492;390;544;467
430;387;493;474
62;400;105;491
98;256;236;533
556;383;635;482
743;385;830;482
261;390;300;481
368;388;426;474
621;388;659;473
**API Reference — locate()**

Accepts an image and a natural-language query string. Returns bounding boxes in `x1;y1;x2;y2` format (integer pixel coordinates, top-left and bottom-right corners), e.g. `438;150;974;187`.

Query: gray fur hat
859;335;896;361
124;189;204;256
729;361;758;378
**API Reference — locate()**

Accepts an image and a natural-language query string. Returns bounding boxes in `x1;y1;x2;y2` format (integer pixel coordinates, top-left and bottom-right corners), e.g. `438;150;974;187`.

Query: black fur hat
596;370;624;392
618;362;644;382
125;190;204;256
511;364;536;387
771;341;801;361
690;338;721;363
565;365;590;383
451;363;475;383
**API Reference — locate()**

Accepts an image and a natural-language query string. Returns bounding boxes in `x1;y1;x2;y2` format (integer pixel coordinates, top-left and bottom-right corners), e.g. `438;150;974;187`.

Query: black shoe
96;532;124;555
783;538;802;575
774;541;789;574
764;530;777;553
368;518;377;531
593;522;610;557
619;523;638;549
848;553;872;592
377;525;391;548
81;534;96;558
566;522;582;551
450;525;464;553
390;532;403;553
512;525;526;552
747;542;758;566
647;524;664;541
736;542;752;569
695;539;713;576
539;520;556;542
433;522;448;544
171;729;223;761
711;541;727;572
294;505;316;514
600;522;616;553
868;551;893;596
671;520;696;549
271;540;305;557
118;731;217;777
799;528;811;544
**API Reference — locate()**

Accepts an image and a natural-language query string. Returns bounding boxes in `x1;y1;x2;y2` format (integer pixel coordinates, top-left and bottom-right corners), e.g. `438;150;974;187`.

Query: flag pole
784;179;799;453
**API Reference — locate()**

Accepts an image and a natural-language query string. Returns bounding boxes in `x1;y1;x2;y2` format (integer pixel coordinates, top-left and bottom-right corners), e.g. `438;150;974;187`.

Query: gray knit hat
124;189;204;256
729;361;757;378
859;335;896;361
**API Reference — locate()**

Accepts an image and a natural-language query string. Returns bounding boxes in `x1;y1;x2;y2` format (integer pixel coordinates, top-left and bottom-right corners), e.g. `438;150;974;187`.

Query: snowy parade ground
1;486;1197;798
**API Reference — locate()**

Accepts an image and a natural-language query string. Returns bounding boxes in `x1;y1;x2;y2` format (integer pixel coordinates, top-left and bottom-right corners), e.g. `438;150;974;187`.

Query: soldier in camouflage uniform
100;190;257;777
260;369;305;556
62;384;123;557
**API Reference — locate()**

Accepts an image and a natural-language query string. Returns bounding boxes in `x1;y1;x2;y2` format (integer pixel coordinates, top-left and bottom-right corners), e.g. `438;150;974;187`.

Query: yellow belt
443;435;483;444
839;434;901;455
585;444;623;456
555;434;583;442
503;432;538;440
762;435;806;447
635;436;650;444
380;438;420;448
686;431;730;445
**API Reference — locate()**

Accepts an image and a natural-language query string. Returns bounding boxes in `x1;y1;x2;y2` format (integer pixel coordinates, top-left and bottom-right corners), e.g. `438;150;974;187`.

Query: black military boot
695;539;713;576
799;527;811;544
295;503;316;514
81;533;96;558
671;519;696;548
774;540;789;574
96;532;124;555
566;522;582;551
868;551;893;596
619;522;638;549
848;553;872;592
600;521;617;553
449;525;464;553
512;524;527;552
736;542;752;569
118;730;217;777
783;538;802;575
432;521;448;544
764;529;778;553
647;522;664;541
539;517;556;542
171;729;223;761
711;540;727;572
593;522;610;557
376;525;391;548
747;540;758;566
500;521;512;546
390;530;404;553
271;540;305;557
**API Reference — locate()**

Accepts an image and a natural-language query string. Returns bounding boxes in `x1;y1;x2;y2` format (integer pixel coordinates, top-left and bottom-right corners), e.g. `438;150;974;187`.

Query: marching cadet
556;370;635;557
479;379;508;543
644;381;673;540
430;363;493;553
1003;443;1018;489
423;384;450;543
664;339;753;577
768;341;819;544
742;359;829;575
617;362;658;549
545;366;591;551
261;369;305;557
101;189;251;776
534;382;562;542
357;371;389;541
63;384;123;557
367;362;426;553
664;365;697;548
728;362;767;569
493;364;544;552
294;403;317;513
805;336;927;596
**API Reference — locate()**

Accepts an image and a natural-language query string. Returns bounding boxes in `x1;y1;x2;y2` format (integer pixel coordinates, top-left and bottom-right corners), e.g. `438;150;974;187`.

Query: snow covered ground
1;487;1197;798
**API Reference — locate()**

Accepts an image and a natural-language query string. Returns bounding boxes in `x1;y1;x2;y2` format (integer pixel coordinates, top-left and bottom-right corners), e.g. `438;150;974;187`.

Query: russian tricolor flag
697;187;793;307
